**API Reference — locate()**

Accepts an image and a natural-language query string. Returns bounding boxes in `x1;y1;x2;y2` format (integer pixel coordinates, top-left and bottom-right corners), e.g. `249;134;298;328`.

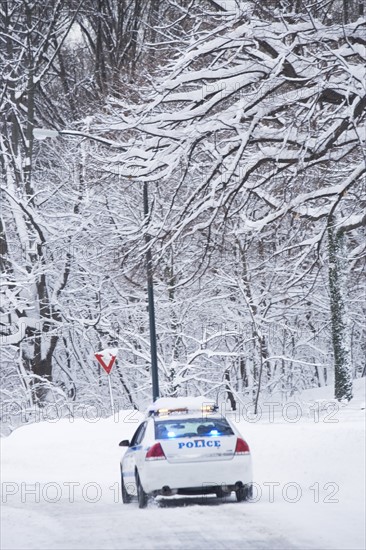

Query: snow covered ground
1;379;365;550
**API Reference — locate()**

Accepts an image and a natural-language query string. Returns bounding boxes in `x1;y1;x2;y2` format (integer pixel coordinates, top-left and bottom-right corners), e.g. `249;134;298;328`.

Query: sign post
95;348;117;414
107;375;114;415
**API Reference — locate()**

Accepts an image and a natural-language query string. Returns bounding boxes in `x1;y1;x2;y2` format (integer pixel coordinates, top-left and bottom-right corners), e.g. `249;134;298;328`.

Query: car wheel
236;483;253;502
121;469;132;504
136;471;148;509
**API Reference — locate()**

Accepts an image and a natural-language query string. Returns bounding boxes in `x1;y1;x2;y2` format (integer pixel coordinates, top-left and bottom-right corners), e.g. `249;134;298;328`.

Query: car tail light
235;438;250;455
146;443;166;460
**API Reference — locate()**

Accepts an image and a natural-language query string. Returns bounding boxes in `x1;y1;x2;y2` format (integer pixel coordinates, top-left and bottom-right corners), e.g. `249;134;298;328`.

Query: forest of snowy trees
1;0;365;421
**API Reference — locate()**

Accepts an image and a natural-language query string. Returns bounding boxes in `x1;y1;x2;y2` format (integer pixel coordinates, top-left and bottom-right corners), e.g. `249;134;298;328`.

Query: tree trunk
224;368;236;411
327;219;353;401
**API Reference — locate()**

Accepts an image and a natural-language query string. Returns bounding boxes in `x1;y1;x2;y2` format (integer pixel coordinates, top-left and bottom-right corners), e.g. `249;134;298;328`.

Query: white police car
119;397;252;508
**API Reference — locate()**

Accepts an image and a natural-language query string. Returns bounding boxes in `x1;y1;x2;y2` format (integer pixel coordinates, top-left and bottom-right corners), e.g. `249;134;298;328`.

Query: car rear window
154;417;234;440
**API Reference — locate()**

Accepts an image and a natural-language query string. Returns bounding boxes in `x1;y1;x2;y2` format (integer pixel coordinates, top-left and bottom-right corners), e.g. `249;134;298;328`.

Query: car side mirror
119;439;130;447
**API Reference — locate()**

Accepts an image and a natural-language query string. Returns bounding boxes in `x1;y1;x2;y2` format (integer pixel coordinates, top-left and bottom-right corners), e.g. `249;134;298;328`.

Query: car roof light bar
148;404;219;417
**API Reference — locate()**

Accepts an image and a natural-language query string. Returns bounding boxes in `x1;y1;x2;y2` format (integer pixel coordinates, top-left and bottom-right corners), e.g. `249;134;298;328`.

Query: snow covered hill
1;379;365;550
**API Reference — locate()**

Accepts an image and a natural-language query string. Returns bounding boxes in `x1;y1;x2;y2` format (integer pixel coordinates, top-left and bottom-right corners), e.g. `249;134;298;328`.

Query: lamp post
34;128;160;401
143;182;159;401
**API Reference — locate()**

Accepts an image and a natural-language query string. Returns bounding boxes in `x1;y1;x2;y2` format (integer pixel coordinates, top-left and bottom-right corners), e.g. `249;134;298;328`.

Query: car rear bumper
140;455;252;494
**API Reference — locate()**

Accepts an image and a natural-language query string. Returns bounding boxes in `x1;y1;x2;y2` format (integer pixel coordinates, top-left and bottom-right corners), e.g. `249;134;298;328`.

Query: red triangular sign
95;353;116;375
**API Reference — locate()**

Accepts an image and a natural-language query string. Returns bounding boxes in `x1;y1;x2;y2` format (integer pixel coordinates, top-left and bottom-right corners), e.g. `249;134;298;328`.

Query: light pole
34;128;160;401
143;182;159;401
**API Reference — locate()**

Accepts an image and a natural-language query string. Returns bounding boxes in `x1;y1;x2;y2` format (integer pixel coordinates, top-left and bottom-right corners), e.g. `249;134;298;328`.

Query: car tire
136;471;148;509
121;469;132;504
236;483;253;502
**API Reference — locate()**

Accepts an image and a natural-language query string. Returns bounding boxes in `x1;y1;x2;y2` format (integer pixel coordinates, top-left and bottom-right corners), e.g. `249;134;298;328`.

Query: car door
122;421;147;486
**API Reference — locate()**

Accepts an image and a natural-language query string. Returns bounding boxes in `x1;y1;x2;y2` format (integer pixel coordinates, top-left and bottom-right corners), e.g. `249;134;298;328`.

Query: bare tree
89;6;365;400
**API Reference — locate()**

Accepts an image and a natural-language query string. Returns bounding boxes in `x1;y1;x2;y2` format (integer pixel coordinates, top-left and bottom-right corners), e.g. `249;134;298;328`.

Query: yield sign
95;348;117;375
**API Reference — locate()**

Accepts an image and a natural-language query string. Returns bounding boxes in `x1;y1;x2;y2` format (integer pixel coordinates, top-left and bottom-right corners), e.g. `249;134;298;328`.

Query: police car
119;396;252;508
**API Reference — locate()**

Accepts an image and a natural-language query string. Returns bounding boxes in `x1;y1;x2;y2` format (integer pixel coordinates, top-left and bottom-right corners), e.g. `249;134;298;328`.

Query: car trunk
160;435;236;463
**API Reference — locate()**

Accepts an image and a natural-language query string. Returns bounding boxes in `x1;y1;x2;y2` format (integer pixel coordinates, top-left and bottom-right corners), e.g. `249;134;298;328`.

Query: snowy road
1;380;365;550
1;496;299;550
